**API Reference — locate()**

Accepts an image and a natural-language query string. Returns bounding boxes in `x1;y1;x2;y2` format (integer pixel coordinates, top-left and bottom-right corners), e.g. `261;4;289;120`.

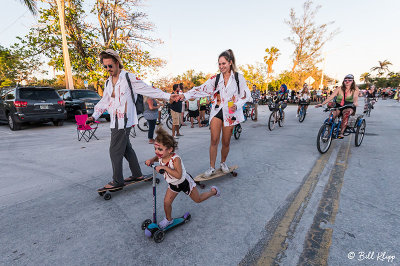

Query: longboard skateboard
194;165;238;189
97;174;160;200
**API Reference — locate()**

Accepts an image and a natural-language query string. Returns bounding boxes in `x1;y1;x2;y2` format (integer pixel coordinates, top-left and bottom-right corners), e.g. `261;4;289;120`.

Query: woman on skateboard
180;49;251;177
145;127;220;229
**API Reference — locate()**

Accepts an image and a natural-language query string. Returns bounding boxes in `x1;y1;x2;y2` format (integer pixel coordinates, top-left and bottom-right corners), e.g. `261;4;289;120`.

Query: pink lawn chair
75;114;99;142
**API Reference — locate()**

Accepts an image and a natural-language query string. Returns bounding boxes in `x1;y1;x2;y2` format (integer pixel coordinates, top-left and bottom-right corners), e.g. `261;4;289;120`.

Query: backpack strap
214;73;240;94
214;74;221;91
106;79;109;87
125;72;136;104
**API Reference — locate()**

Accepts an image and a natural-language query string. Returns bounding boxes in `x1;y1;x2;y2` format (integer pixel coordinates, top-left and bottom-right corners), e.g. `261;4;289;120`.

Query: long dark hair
341;78;356;95
218;49;237;72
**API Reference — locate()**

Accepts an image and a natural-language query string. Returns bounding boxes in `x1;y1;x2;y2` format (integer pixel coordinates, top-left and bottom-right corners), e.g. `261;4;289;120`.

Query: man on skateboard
87;49;179;192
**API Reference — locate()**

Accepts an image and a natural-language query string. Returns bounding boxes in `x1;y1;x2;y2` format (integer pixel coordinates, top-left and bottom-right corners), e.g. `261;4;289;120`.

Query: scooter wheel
154;230;165;243
141;219;152;230
155;178;160;184
199;183;205;189
104;193;112;200
232;172;238;177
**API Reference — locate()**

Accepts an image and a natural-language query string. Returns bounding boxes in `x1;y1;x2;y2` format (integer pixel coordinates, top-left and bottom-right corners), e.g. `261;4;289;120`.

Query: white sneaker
296;114;299;117
173;136;179;139
220;162;230;173
211;186;220;197
158;218;174;229
204;167;215;177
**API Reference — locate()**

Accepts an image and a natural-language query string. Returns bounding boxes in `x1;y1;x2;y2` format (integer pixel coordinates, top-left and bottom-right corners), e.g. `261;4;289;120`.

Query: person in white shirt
180;49;251;177
87;49;179;191
297;83;311;117
186;98;201;128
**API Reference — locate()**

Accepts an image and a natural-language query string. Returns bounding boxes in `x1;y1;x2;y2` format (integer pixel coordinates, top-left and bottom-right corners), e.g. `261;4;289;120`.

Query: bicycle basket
268;102;276;111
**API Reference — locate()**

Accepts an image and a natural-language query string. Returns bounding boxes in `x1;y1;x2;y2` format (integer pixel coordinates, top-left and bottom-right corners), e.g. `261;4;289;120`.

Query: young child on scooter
145;127;220;229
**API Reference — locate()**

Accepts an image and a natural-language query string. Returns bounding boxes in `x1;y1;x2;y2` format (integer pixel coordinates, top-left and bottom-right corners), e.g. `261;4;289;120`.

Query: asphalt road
1;98;398;265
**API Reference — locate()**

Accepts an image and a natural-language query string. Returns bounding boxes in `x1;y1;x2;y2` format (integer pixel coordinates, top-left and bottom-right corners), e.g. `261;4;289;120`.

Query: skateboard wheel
155;178;160;184
232;172;238;177
104;193;112;200
154;230;165;243
142;219;152;230
199;184;205;189
98;191;105;196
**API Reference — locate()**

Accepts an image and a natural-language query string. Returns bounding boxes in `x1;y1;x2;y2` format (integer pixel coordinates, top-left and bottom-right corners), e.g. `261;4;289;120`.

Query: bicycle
298;101;309;123
232;123;242;140
363;98;375;117
316;104;366;154
267;100;286;131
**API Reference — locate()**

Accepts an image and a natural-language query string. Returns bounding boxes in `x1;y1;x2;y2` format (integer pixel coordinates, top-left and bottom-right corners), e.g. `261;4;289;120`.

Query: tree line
2;0;339;93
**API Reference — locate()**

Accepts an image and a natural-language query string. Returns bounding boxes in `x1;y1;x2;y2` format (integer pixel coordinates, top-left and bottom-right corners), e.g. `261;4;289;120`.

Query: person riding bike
316;74;359;139
297;83;311;117
364;85;376;113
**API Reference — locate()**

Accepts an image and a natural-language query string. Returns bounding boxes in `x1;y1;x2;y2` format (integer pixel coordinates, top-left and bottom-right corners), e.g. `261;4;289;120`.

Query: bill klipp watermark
348;251;396;263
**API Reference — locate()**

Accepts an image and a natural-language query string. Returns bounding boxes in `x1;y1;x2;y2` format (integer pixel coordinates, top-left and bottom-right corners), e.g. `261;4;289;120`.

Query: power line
0;11;29;35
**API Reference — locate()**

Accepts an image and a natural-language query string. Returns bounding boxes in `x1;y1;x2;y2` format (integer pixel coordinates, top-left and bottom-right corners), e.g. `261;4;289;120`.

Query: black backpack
105;73;144;115
214;72;240;94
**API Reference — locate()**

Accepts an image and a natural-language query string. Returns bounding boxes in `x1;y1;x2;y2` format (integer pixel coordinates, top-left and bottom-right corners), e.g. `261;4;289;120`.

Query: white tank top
188;99;198;111
158;154;187;185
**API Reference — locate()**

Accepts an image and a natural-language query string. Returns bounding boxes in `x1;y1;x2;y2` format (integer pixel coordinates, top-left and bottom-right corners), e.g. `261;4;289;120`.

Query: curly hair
155;127;178;152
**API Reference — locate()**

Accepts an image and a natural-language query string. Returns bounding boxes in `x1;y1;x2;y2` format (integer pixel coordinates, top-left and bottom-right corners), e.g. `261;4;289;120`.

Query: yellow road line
298;136;352;265
256;145;335;265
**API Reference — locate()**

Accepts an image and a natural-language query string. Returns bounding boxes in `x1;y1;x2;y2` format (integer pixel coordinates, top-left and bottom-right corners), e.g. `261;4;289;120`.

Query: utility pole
56;0;74;90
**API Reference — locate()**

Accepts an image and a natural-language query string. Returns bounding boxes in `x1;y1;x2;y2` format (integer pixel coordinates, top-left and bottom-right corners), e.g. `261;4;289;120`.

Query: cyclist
180;49;251;177
364;85;377;113
316;74;359;139
297;83;311;117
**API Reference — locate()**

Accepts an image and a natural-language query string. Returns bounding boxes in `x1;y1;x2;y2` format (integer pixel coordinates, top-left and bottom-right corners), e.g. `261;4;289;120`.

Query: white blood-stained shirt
92;70;170;129
183;71;251;126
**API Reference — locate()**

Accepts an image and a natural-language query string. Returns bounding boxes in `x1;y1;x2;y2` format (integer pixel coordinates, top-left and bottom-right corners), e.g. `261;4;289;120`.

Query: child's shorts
168;177;196;195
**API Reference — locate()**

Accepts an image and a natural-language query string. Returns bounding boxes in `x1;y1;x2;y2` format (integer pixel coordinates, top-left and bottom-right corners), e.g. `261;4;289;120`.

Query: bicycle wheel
317;123;333;154
278;110;285;127
234;124;241;139
166;116;173;130
268;112;277;131
250;108;256;120
355;119;366;147
299;107;306;123
137;116;149;132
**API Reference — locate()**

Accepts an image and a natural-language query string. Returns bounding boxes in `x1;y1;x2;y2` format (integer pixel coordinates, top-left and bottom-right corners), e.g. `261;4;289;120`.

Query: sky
1;0;400;85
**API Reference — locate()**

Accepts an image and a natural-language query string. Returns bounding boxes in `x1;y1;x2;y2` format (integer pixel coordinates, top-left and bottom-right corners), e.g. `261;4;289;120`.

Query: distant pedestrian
251;84;260;121
143;96;159;144
187;97;202;128
170;84;184;139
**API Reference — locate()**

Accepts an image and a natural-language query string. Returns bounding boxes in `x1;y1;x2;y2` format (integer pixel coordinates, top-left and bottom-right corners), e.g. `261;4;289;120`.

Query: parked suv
0;86;67;131
58;89;110;121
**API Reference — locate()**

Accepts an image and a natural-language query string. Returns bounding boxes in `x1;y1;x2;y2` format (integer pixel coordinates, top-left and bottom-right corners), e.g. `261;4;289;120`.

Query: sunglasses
344;79;353;82
103;64;113;69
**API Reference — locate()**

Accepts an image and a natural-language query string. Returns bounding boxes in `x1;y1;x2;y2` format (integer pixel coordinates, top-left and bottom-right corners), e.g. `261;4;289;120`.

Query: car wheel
7;113;21;131
53;120;64;126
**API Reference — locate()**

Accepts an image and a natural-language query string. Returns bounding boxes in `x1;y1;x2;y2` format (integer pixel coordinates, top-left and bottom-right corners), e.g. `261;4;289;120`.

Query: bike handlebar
323;104;355;112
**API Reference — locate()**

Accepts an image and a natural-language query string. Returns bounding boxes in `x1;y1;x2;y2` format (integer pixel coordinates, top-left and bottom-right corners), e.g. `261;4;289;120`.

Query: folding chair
75;114;99;142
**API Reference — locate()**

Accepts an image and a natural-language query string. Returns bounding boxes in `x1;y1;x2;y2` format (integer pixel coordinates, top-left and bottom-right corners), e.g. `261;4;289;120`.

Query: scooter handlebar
149;164;165;174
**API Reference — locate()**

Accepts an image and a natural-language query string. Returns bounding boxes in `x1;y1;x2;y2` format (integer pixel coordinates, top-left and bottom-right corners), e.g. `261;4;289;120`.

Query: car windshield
71;90;101;99
19;88;60;100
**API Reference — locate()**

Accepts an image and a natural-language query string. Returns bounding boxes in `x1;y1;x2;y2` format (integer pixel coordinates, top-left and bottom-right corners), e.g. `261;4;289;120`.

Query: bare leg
209;118;222;168
221;124;233;163
197;116;202;127
164;188;179;221
340;108;353;136
189;187;217;203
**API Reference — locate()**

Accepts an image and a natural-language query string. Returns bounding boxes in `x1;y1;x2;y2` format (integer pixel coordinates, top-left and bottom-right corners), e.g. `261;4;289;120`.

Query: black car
0;86;67;131
58;89;110;121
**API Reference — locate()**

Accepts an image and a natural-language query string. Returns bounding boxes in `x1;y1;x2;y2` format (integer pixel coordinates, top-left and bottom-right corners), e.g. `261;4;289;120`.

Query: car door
0;92;5;120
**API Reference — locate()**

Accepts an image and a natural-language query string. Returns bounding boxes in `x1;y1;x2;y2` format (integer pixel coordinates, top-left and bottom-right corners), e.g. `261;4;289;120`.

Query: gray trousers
110;116;142;186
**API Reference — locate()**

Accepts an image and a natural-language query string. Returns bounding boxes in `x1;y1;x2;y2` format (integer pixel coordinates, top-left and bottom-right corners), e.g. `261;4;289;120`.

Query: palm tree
18;0;37;16
263;46;281;83
370;60;392;77
360;72;371;84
